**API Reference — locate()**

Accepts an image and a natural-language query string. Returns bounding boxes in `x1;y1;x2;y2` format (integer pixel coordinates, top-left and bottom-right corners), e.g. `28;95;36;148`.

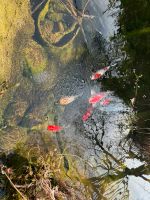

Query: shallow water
0;0;150;199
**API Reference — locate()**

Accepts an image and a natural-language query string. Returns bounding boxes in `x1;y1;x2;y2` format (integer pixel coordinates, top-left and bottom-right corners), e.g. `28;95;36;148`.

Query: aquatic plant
0;142;93;199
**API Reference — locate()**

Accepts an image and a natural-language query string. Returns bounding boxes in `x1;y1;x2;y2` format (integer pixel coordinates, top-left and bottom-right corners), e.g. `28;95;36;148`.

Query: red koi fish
89;92;106;104
47;125;63;132
100;99;111;106
91;66;110;80
82;106;94;121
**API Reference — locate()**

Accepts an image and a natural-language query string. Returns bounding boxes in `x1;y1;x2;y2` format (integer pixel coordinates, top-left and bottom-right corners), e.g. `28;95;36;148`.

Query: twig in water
32;0;46;15
1;167;27;200
59;0;94;43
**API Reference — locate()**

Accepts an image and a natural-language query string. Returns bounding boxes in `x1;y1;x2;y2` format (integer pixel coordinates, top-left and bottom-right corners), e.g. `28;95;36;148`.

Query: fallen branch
1;168;27;200
32;0;46;15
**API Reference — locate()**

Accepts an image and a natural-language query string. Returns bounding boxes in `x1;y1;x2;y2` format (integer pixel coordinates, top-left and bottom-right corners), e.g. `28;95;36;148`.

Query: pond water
0;0;150;199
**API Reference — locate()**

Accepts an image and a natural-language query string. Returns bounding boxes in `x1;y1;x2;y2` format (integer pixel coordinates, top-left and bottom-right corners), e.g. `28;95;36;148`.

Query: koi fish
47;125;63;132
82;106;94;121
100;99;111;106
59;93;82;105
91;66;110;80
89;92;106;104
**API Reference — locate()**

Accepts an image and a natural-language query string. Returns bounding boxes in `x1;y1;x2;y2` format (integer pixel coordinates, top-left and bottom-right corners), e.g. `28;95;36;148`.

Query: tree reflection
87;134;150;199
82;107;150;199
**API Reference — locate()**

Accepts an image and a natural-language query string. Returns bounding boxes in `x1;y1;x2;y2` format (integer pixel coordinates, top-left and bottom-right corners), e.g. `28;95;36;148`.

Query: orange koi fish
89;92;106;104
47;125;63;132
82;106;94;121
91;66;110;80
100;98;111;106
59;93;82;105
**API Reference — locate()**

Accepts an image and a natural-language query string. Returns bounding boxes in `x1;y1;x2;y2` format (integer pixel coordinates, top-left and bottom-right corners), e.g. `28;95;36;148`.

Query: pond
0;0;150;199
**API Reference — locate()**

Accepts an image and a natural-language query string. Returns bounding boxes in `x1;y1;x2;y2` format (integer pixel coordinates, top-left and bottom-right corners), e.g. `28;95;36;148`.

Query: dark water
0;0;150;199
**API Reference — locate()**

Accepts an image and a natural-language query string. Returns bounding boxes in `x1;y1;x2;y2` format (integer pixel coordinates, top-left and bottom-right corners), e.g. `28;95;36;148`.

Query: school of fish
47;66;112;132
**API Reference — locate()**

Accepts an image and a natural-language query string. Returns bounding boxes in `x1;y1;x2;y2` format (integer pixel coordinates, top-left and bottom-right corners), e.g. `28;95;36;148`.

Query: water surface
0;0;150;199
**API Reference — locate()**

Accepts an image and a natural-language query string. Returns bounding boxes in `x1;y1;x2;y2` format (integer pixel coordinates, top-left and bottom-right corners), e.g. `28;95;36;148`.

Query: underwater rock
23;40;48;75
37;0;77;47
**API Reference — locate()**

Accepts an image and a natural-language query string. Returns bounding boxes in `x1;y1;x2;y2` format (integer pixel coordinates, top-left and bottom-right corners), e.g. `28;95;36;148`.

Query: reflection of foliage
82;109;150;199
87;133;150;199
118;0;150;100
102;2;150;165
104;0;150;103
130;129;150;160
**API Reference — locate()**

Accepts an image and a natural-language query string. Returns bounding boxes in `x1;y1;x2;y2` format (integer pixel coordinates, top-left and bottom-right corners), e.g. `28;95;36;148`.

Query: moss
0;127;27;153
49;38;85;65
38;0;51;22
36;0;87;65
0;0;34;128
0;0;34;83
24;40;48;75
38;0;78;47
0;137;93;199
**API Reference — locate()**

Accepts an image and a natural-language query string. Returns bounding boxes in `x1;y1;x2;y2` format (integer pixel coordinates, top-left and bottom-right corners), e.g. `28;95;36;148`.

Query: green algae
35;0;87;65
127;27;150;37
24;40;48;75
0;133;94;199
50;40;85;64
0;0;34;130
0;0;34;83
37;0;78;47
0;127;27;154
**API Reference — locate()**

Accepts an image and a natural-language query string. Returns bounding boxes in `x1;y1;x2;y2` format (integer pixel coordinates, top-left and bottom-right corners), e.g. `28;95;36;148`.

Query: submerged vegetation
0;141;93;199
37;0;93;47
24;40;48;75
